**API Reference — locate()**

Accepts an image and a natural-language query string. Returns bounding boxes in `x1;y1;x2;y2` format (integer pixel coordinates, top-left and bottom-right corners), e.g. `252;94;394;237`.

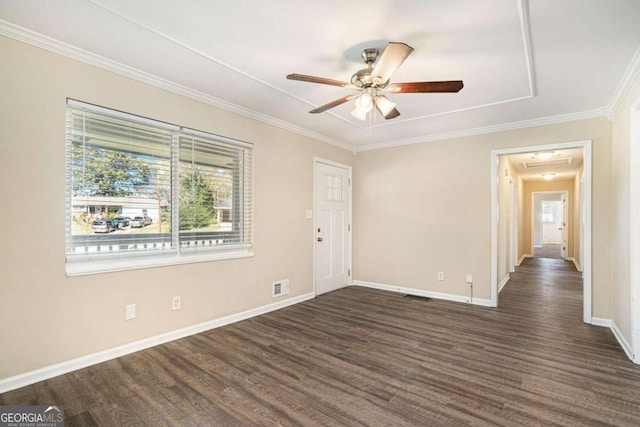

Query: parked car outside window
92;219;115;233
112;216;130;229
130;215;152;228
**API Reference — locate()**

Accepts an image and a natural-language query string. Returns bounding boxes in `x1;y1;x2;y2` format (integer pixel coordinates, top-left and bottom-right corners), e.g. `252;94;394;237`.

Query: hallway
503;257;583;322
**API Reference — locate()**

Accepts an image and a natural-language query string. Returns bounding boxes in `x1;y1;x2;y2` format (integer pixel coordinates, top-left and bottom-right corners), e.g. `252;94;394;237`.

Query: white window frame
541;200;556;223
65;100;253;276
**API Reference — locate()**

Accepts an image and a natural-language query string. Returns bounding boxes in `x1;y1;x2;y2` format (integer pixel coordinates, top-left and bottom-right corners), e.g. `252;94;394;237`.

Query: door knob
317;237;323;242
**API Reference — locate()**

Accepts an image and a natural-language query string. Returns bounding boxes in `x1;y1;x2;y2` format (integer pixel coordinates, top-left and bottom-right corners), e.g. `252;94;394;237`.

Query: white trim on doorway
630;98;640;363
490;140;592;323
510;180;519;273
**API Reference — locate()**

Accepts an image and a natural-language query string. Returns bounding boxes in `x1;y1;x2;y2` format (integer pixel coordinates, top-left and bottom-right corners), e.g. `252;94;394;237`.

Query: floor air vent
404;294;432;301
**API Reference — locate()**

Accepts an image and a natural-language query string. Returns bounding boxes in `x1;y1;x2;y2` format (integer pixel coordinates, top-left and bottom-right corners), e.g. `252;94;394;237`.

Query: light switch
305;209;313;219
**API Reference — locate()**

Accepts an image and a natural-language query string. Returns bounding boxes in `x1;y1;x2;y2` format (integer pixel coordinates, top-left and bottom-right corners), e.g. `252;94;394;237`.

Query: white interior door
315;160;351;295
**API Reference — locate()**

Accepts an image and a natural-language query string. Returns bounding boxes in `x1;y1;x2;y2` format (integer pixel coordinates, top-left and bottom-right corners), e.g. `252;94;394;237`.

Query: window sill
66;249;253;276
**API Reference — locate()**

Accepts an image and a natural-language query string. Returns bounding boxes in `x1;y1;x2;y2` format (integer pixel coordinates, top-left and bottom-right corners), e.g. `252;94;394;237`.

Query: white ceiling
505;147;583;182
1;0;639;150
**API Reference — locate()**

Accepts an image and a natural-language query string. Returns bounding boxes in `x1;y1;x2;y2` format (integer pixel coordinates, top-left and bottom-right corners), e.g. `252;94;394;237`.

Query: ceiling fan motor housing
352;48;389;88
361;48;379;64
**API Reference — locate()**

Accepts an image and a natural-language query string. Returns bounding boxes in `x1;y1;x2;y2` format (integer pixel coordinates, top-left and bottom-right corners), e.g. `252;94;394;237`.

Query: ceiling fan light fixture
351;107;368;121
375;95;396;117
354;92;373;114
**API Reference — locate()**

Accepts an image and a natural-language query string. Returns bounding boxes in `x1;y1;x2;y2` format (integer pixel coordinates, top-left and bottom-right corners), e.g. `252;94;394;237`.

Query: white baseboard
0;292;315;394
590;317;636;364
590;317;612;327
353;280;491;307
565;256;582;272
498;275;510;293
567;257;582;272
610;320;634;362
518;254;532;265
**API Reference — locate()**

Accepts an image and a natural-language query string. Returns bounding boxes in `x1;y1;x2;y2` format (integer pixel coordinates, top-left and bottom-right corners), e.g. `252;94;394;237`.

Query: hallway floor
533;243;562;258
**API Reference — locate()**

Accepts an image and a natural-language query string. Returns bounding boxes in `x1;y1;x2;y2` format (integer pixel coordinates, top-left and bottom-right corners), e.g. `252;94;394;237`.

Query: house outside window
65;100;253;275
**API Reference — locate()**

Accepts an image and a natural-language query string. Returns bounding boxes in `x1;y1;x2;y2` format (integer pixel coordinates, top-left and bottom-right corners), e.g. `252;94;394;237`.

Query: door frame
509;180;518;273
530;191;568;257
491;140;592;324
630;98;640;363
313;157;353;295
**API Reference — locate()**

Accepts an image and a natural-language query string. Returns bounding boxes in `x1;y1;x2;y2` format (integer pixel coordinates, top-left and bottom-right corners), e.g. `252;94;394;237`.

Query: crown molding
1;15;636;154
604;44;640;119
0;19;352;152
355;108;607;152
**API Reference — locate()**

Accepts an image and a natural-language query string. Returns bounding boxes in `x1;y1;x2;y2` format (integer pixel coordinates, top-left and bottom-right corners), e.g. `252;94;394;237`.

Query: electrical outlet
125;303;136;320
172;296;181;311
466;273;473;284
437;271;445;281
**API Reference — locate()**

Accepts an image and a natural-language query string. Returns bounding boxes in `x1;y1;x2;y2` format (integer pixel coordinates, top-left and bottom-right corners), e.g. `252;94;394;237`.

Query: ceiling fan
287;42;464;121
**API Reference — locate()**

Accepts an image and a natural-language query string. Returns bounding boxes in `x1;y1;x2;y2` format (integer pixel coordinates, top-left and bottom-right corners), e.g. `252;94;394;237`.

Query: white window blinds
179;129;253;251
65;100;253;270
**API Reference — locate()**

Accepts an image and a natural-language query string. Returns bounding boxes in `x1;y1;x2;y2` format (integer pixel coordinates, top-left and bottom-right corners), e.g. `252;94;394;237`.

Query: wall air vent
272;279;289;297
523;158;572;169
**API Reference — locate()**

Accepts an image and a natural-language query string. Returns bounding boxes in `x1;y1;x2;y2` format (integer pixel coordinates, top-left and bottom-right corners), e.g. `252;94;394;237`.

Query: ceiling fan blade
371;42;414;86
387;80;464;93
310;95;358;114
287;73;351;88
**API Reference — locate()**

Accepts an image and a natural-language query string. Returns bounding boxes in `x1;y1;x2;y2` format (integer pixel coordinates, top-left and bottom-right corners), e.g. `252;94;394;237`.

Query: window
65;100;253;275
541;201;555;223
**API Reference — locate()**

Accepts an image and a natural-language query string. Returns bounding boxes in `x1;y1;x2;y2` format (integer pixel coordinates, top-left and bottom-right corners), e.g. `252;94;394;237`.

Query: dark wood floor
533;244;562;258
2;258;639;426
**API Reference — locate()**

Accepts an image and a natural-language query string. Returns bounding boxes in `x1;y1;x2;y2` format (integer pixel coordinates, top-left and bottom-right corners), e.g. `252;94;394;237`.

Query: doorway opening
532;191;568;259
491;140;592;324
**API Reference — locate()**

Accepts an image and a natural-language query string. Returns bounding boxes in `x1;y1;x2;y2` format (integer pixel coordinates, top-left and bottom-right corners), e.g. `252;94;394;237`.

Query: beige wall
2;31;634;381
522;179;575;257
610;71;640;341
353;117;612;312
0;36;353;379
497;157;522;285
